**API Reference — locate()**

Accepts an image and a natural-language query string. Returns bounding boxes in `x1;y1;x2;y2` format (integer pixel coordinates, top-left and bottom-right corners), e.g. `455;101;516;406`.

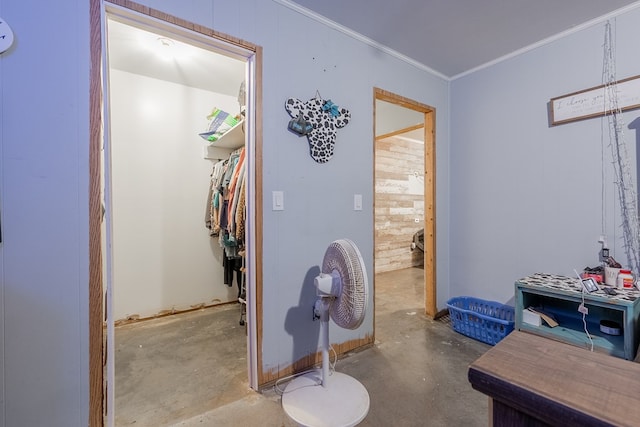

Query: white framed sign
550;74;640;126
0;17;14;54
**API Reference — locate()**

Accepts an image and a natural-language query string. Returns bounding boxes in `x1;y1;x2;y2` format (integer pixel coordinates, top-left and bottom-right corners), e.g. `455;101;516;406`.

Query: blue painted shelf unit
515;273;640;360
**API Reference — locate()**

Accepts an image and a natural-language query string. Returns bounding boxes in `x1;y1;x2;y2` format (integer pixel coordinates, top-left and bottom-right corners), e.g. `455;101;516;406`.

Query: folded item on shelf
199;108;239;143
526;307;558;328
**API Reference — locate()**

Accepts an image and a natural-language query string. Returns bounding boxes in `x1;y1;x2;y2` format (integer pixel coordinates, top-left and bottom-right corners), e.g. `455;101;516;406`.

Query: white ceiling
289;0;640;78
106;18;246;97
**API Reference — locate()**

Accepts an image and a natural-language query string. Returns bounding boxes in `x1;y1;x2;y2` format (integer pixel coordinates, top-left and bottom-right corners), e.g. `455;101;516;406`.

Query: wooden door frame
89;0;264;424
373;88;437;318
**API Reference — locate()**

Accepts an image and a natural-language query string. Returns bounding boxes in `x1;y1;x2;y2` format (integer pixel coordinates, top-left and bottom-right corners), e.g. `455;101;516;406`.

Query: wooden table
468;331;640;426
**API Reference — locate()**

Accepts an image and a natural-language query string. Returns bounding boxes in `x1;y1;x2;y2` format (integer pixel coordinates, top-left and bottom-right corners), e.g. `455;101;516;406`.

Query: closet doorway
373;88;436;321
95;2;262;425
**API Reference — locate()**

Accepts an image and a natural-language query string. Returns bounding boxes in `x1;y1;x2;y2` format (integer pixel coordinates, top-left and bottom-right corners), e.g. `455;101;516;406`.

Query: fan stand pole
282;295;370;427
320;297;331;388
283;239;371;426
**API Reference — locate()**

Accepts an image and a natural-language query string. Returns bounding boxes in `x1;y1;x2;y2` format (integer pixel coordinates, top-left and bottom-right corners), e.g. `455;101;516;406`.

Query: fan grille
322;239;368;329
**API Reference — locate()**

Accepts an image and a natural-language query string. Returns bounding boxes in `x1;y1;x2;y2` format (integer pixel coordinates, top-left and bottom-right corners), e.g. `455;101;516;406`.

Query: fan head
319;239;369;329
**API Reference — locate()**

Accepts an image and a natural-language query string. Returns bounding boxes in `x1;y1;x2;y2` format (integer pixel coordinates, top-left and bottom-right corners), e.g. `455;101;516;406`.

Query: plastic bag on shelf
199;108;239;143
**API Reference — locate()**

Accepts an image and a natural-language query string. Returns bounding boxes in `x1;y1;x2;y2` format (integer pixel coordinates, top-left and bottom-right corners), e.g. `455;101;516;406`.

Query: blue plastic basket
446;296;515;345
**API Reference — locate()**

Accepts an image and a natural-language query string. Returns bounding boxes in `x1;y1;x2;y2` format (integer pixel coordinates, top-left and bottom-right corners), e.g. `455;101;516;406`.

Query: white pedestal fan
282;239;370;427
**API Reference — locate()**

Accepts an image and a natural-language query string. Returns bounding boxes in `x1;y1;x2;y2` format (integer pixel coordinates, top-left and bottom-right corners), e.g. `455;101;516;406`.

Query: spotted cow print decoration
285;96;351;164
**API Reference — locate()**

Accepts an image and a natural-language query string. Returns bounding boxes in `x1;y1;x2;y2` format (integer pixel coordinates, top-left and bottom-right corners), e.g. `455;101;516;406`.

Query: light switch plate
272;191;284;211
354;194;362;211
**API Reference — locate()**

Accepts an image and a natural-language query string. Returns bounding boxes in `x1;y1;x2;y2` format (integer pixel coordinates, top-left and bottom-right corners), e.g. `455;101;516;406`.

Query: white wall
450;10;640;304
109;69;240;320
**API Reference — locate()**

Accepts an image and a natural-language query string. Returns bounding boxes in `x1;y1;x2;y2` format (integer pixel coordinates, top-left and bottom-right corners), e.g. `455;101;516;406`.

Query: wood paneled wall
375;135;424;273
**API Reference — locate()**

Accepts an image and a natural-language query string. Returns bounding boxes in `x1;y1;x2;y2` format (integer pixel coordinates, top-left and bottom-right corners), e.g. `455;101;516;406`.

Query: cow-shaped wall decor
285;96;351;163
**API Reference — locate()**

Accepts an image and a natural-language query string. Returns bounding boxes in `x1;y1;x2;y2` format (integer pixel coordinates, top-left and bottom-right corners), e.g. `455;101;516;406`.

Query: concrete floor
115;267;491;426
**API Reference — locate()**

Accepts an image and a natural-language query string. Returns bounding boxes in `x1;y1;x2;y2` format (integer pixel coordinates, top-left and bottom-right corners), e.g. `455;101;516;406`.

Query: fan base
282;370;369;427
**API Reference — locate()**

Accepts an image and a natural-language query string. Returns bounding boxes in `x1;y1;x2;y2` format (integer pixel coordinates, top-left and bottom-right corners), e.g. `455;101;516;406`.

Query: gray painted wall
0;1;90;425
6;0;637;424
0;0;450;424
450;10;640;304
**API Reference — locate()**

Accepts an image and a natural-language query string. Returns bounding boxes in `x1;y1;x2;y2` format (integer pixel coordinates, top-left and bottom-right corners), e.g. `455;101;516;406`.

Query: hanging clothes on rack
235;174;246;243
204;147;247;297
205;159;227;235
226;148;245;243
223;251;243;290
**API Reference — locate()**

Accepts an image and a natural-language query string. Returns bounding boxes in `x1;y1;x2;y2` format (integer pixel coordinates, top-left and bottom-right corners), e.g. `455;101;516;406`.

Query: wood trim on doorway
373;88;437;318
89;0;103;424
89;1;264;423
253;45;265;387
105;0;258;50
376;123;425;141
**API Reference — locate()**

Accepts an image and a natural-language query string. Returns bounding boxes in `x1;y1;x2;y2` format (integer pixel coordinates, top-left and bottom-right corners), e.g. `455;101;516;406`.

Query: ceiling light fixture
157;37;174;48
155;37;175;60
